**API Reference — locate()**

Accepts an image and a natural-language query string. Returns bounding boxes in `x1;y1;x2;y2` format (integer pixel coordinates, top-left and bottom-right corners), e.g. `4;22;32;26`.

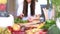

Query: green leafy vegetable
14;18;28;24
42;20;56;30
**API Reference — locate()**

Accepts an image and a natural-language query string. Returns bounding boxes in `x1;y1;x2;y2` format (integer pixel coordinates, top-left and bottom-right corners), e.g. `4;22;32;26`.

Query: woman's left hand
28;16;34;22
27;15;40;23
34;14;40;20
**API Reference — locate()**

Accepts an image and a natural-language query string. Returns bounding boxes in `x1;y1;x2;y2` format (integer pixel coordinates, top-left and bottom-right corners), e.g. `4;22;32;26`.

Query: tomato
35;29;47;34
0;4;6;11
12;30;25;34
7;26;13;32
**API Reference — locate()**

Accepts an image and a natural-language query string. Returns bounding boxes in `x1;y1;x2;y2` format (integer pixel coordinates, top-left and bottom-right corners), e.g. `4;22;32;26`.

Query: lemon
32;28;39;32
0;0;7;4
26;30;33;34
37;23;45;29
12;24;20;31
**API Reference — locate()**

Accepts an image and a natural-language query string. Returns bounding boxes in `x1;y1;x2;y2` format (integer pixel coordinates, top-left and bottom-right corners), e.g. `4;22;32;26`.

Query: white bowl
0;14;14;27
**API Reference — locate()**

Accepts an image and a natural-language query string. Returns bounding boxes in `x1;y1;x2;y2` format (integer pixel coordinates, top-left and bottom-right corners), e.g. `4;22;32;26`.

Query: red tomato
12;30;25;34
7;26;13;32
0;4;6;11
39;29;47;34
39;31;43;34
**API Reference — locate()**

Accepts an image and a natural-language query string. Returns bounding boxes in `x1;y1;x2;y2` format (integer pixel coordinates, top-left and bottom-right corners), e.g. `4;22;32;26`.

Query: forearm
43;8;49;20
44;12;49;20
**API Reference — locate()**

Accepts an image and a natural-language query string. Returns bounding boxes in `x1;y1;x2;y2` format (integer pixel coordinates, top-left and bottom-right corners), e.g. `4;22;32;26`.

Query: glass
40;17;45;22
0;0;9;17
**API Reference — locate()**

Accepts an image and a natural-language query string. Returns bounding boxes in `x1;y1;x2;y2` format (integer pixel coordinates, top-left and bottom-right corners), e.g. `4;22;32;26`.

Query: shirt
38;0;47;5
17;1;41;20
48;8;52;19
28;3;31;17
17;2;41;16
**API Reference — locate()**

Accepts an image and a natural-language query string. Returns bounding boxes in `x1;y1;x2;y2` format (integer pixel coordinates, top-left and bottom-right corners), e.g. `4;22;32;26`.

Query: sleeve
35;2;42;15
17;3;23;16
17;0;24;5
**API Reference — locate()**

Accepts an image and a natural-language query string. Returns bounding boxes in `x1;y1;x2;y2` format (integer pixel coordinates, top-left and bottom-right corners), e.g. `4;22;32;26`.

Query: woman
43;5;55;20
17;0;41;21
38;0;47;21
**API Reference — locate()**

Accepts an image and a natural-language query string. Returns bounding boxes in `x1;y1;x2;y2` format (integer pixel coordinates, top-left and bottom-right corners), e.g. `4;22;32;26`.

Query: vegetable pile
14;18;28;24
42;20;56;30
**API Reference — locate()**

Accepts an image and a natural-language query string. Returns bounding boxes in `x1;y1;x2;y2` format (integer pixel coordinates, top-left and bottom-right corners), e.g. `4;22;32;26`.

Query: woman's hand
28;15;40;23
28;16;34;22
18;13;24;19
34;14;40;20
